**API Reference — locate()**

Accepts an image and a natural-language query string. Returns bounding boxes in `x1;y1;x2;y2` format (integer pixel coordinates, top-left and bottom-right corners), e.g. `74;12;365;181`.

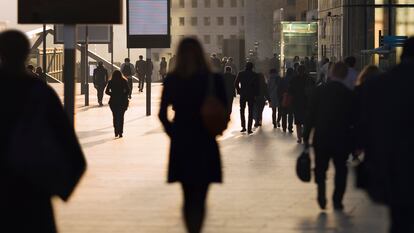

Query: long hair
356;65;380;86
111;70;127;84
172;38;211;78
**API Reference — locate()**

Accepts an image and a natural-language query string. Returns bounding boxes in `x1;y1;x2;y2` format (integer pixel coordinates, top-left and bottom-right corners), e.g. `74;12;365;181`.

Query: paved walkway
51;84;389;233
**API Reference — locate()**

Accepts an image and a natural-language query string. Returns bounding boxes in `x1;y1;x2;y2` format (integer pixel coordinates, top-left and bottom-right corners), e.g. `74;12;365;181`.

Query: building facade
318;0;414;68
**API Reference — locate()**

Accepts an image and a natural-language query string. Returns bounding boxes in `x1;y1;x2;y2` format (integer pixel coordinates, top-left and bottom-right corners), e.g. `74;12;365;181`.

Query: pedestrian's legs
332;154;348;210
240;97;247;130
314;148;330;210
257;101;265;126
97;86;104;105
139;74;145;92
296;124;303;143
128;78;133;98
181;183;210;233
247;99;255;132
119;109;126;136
227;97;234;117
287;112;294;132
276;107;282;127
110;105;119;136
272;107;277;127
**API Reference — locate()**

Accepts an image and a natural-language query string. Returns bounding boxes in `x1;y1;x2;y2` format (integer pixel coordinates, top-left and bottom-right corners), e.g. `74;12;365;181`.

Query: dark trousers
240;96;255;131
138;74;145;91
390;205;414;233
110;105;126;135
127;78;133;97
181;183;210;233
227;97;234;117
314;147;348;205
254;99;266;125
277;107;294;131
96;85;105;104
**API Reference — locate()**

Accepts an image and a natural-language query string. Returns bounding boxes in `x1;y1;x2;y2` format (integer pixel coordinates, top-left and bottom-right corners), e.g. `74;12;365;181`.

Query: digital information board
18;0;122;24
127;0;171;48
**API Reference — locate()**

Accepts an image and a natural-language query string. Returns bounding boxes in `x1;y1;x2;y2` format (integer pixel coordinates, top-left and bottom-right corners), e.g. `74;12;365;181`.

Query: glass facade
280;22;318;61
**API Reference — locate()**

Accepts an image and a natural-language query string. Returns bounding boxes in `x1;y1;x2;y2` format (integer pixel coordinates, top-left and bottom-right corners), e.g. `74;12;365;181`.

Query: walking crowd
1;29;414;233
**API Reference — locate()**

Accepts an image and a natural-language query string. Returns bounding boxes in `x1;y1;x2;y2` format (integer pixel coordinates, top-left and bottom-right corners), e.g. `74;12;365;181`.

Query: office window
192;0;198;8
217;35;224;47
230;16;237;25
179;0;185;8
204;17;211;26
230;34;237;39
241;0;244;7
217;17;224;26
241;16;245;26
204;35;211;44
179;17;185;26
217;0;224;7
231;0;237;7
204;0;211;8
191;17;198;26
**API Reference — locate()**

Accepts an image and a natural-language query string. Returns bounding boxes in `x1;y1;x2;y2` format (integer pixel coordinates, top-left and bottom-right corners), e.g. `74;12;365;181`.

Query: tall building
273;0;318;60
318;0;414;68
153;0;281;65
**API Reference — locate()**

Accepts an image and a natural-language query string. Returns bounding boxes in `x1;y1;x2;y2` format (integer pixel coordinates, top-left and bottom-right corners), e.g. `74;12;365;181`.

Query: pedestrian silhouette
0;30;86;233
223;66;236;117
158;38;227;233
358;37;414;233
289;65;313;143
35;66;47;83
135;55;146;92
277;68;294;132
93;61;109;106
159;57;168;81
235;62;259;134
303;62;354;211
267;68;281;128
105;70;130;138
120;58;134;98
254;72;270;127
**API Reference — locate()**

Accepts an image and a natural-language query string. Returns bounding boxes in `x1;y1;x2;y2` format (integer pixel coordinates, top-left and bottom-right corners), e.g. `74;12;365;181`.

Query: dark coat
256;74;270;103
223;72;236;101
93;66;109;87
158;72;227;184
267;74;281;108
235;70;259;99
303;81;354;154
105;79;130;110
359;61;414;206
1;71;86;233
288;74;308;123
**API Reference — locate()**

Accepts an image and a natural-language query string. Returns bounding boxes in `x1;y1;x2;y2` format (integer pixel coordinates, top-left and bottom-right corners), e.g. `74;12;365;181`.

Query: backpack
122;64;133;76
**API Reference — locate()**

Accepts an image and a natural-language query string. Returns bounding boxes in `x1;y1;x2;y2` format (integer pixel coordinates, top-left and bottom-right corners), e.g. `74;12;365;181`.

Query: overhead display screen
18;0;122;24
129;0;168;35
127;0;171;48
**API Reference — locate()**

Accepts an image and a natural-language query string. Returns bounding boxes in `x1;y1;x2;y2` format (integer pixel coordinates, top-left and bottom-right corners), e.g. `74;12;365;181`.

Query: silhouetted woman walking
105;70;130;138
159;38;227;233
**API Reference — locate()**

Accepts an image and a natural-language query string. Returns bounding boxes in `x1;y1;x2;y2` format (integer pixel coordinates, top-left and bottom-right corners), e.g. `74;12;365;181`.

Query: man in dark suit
303;62;354;211
93;61;109;106
235;62;259;134
359;37;414;233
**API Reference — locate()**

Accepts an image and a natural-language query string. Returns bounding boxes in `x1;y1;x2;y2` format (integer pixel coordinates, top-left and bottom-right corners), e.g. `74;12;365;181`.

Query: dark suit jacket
304;81;354;154
359;61;414;206
1;70;86;233
235;70;259;99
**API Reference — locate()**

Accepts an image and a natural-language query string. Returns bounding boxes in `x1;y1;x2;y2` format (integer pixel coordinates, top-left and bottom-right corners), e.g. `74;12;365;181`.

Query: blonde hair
356;65;380;86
